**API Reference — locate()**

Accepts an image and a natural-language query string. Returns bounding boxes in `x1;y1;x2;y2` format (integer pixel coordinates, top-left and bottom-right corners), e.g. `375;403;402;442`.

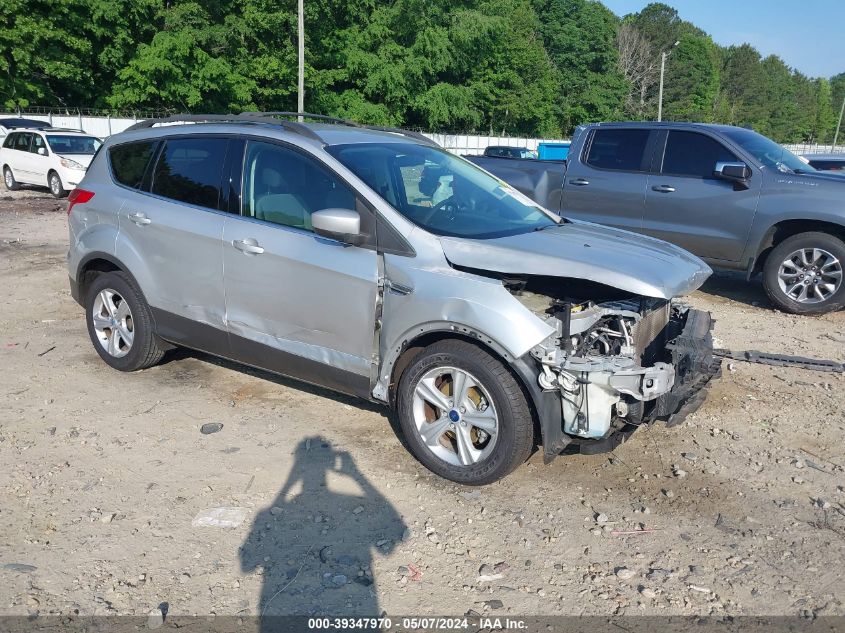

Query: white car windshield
46;135;102;155
327;142;559;239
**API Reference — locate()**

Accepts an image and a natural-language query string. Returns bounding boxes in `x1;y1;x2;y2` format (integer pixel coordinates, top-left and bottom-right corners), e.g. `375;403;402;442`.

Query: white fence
2;111;843;156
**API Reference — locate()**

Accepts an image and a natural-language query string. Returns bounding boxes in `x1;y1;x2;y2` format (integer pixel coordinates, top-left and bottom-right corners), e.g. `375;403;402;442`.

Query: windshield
327;142;558;239
46;135;102;155
721;128;813;173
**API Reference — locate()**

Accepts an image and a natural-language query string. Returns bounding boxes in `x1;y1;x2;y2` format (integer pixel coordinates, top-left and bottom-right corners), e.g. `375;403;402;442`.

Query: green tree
661;34;719;122
0;0;95;109
533;0;627;132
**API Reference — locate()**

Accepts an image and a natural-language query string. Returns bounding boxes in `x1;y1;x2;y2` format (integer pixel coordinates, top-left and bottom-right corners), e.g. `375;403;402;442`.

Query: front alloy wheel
411;366;499;467
397;339;534;485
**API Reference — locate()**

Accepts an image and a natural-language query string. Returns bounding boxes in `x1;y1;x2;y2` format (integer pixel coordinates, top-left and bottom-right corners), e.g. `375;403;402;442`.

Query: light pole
832;94;845;151
657;41;679;122
297;0;304;120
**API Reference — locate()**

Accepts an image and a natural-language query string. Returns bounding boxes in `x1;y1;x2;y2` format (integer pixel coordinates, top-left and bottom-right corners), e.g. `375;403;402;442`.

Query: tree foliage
0;0;841;141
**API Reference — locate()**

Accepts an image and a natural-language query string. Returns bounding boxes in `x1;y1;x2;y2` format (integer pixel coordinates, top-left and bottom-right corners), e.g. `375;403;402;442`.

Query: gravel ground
1;186;844;620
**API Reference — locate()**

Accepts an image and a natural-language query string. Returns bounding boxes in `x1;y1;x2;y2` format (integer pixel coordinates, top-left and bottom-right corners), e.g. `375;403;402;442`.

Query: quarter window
151;138;227;209
2;134;15;149
110;141;158;190
241;141;356;231
661;131;738;178
585;129;650;171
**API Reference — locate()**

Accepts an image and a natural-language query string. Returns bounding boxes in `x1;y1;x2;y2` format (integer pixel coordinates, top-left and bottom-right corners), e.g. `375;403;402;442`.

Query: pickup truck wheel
763;232;845;315
85;271;166;371
397;340;533;485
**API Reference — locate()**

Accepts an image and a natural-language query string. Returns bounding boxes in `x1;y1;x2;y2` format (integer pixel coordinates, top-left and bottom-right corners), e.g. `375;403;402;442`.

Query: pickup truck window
328;142;558;239
720;127;812;173
662;131;738;179
585;129;650;171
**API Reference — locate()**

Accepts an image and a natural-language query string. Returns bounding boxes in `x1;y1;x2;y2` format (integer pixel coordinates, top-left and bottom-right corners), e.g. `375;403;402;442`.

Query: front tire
48;170;67;198
85;271;165;371
763;232;845;315
397;340;534;485
4;166;20;191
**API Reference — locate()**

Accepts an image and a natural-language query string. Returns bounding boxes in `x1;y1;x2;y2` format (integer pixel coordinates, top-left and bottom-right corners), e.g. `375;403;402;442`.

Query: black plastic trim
509;354;568;459
150;308;373;400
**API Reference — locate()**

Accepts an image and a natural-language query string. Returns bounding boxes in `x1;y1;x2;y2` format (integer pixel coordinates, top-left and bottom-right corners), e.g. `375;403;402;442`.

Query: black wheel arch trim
74;252;148;309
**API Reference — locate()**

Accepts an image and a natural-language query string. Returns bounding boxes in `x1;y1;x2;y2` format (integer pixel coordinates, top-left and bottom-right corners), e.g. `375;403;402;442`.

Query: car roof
3;126;91;135
0;117;50;127
587;121;750;134
115;114;438;149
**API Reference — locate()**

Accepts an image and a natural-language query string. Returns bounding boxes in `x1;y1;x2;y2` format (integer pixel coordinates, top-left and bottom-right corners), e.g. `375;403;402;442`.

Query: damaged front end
505;276;721;456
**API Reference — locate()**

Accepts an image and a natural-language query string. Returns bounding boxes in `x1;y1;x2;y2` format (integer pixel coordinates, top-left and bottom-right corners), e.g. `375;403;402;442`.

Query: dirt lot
2;186;845;620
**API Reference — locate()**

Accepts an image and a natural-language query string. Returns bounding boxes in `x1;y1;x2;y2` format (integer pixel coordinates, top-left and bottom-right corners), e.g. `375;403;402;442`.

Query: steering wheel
422;196;460;225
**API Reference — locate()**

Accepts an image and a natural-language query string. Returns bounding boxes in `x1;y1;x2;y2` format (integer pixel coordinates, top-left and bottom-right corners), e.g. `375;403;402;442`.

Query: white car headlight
60;157;86;170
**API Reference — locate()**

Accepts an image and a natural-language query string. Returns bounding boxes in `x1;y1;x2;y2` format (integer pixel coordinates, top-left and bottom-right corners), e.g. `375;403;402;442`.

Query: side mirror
714;161;750;182
311;208;363;245
37;147;47;156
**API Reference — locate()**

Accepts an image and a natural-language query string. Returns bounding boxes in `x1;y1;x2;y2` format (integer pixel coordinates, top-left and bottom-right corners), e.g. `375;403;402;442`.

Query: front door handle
232;238;265;255
651;185;676;193
128;212;151;225
569;178;590;186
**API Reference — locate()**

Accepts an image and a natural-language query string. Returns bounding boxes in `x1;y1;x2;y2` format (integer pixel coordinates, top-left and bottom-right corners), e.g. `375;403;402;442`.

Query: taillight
67;188;94;215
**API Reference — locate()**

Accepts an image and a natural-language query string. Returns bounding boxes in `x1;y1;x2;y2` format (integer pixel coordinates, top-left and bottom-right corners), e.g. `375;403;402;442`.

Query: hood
440;221;712;299
59;154;94;168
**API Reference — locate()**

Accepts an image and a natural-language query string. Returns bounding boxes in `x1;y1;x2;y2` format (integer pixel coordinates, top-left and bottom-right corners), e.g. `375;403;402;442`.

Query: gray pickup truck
468;122;845;315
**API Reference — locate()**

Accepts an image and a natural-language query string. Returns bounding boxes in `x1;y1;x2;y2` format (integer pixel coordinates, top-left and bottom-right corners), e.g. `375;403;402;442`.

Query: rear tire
4;166;19;191
48;170;67;198
762;232;845;315
396;339;534;485
85;271;165;371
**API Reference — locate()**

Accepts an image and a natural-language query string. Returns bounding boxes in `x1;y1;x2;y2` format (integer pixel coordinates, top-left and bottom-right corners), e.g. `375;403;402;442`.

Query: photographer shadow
240;437;406;628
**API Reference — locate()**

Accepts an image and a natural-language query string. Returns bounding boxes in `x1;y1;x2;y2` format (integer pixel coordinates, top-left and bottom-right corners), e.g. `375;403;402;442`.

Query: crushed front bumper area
544;307;721;457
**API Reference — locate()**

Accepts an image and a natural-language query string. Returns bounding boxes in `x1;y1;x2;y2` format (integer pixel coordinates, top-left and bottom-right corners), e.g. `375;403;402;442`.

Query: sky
600;0;844;79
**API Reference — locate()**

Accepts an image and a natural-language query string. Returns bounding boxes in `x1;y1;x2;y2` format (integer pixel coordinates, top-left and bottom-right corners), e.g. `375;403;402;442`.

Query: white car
1;128;102;198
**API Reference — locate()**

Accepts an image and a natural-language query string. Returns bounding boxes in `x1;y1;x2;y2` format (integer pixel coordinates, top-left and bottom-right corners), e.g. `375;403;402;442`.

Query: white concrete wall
3;112;843;155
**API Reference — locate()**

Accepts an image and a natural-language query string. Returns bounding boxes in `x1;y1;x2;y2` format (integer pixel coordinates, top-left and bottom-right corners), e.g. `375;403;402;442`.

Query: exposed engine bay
504;275;720;443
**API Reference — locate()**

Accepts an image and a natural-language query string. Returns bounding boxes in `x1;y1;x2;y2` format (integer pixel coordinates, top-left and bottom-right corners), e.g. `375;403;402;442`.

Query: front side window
110;140;158;190
720;127;812;173
31;134;46;154
327;142;558;239
46;135;101;155
242;141;356;231
585;129;650;171
151;137;227;209
661;131;738;178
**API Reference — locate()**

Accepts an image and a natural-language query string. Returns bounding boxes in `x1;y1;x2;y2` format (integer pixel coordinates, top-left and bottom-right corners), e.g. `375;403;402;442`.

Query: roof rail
124;113;323;142
242;111;439;147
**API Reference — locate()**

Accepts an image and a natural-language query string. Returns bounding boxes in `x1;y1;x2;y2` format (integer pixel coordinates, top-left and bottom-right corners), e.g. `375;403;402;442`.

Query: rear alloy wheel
763;232;845;315
85;271;165;371
4;166;19;191
49;171;67;198
397;339;534;485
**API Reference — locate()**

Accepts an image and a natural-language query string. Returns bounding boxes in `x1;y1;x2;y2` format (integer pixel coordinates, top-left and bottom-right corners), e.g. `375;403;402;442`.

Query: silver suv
67;113;720;484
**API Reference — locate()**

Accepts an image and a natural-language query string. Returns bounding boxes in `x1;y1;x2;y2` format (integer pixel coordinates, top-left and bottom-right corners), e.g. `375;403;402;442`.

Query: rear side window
13;133;32;152
661;131;738;178
110;141;157;189
585;129;650;171
151;138;227;209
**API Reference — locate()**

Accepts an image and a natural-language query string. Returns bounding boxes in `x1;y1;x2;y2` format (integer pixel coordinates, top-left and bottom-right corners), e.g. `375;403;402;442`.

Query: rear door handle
569;178;590;186
232;238;264;255
651;185;676;193
127;212;151;225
